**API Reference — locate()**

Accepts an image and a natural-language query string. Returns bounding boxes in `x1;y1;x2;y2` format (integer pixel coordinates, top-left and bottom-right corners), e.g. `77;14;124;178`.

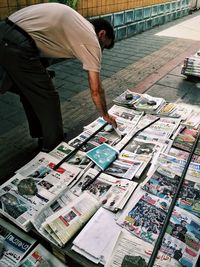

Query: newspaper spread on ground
117;188;169;244
117;138;166;162
41;192;100;246
49;142;91;170
72;207;121;265
104;157;143;180
151;152;200;181
0;217;36;267
68;129;119;152
136;117;180;141
141;166;180;205
17;243;66;267
181;109;200;129
84;115;140;137
0;151;81;231
105;229;181;267
16;152;81;193
161;206;200;267
71;168;138;211
143;161;200;218
116;187;200;267
118;150;151;179
0;173;42;231
108;105;144;135
108;104;143;122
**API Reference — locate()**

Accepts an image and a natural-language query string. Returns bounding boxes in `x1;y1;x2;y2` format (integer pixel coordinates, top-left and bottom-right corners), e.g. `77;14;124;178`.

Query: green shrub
49;0;78;9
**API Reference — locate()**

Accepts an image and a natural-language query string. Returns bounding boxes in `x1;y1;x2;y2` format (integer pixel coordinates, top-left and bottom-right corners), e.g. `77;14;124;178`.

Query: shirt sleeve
72;44;102;72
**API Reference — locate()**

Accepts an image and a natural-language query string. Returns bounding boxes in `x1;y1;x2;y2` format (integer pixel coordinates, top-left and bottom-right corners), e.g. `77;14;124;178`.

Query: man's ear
97;30;106;38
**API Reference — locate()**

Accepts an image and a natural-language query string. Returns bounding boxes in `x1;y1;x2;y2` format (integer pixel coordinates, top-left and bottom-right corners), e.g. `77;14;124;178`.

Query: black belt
5;18;37;49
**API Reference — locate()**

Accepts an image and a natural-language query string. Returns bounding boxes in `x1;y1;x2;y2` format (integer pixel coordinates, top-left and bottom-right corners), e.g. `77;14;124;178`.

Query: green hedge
48;0;78;9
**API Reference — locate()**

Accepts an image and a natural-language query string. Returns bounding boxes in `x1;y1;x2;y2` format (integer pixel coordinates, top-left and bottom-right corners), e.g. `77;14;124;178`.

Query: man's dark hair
90;18;115;49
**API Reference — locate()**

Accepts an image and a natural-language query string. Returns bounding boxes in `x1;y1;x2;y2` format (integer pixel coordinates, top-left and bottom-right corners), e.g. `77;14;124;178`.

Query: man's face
97;30;112;51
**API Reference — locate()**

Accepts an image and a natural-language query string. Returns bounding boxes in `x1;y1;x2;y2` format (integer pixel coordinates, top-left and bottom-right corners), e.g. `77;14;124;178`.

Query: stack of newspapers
1;89;200;266
181;49;200;78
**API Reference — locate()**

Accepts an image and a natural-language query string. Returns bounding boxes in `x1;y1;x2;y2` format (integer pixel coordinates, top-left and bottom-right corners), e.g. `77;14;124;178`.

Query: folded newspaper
41;192;100;247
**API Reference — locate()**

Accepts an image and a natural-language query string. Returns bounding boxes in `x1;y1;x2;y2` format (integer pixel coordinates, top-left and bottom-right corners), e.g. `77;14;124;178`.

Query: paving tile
146;83;189;102
157;74;198;90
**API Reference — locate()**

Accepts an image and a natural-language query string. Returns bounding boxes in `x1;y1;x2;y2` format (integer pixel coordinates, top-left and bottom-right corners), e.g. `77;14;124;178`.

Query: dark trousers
0;21;64;150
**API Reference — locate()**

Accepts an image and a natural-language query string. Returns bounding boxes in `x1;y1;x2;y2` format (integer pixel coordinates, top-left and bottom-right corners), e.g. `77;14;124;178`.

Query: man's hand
88;71;117;128
103;114;117;128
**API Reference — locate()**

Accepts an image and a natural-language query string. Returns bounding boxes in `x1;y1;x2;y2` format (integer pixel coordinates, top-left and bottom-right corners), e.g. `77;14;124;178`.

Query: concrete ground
1;10;200;183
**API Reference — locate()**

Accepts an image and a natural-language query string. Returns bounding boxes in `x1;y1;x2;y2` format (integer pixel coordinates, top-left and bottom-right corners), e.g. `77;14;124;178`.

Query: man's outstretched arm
88;70;117;128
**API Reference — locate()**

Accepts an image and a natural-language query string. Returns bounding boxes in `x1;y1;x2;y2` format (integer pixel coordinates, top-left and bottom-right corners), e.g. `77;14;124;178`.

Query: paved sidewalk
1;10;200;182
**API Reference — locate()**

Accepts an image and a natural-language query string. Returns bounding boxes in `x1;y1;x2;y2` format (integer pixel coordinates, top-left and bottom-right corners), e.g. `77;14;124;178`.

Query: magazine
71;168;138;211
41;192;100;246
0;217;36;266
18;243;66;267
86;143;119;170
105;230;181;267
157;102;193;121
194;138;200;156
168;147;189;160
